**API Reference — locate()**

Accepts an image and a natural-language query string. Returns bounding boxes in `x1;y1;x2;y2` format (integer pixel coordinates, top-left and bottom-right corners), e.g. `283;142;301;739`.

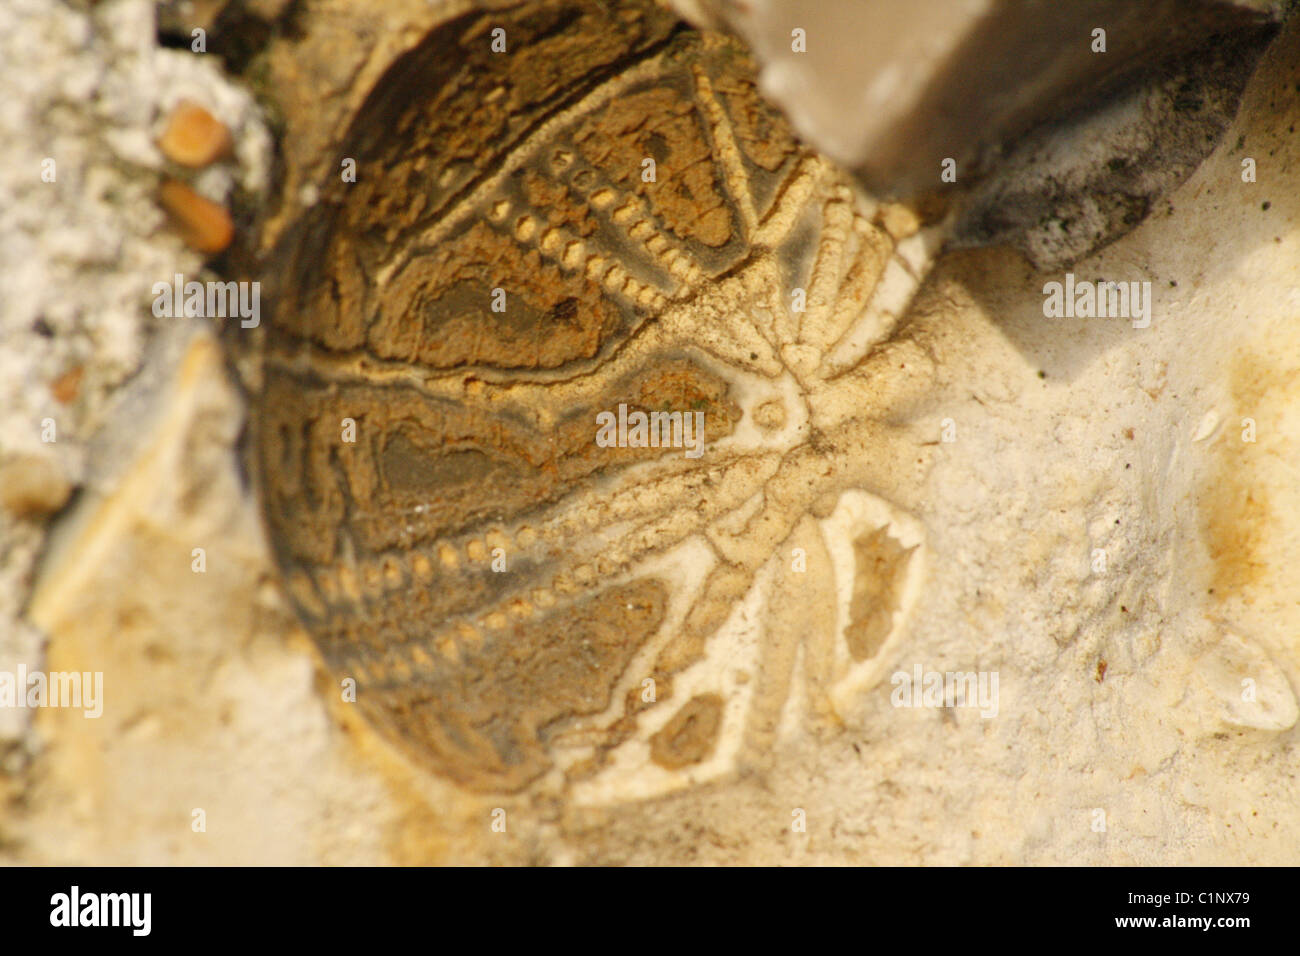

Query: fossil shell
254;0;935;796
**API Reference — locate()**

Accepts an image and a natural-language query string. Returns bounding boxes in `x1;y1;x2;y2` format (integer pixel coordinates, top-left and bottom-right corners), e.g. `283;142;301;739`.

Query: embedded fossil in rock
251;0;940;798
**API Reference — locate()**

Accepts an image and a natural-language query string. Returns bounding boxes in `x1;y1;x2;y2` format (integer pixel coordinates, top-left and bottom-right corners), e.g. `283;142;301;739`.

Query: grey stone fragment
684;0;1285;264
952;30;1279;267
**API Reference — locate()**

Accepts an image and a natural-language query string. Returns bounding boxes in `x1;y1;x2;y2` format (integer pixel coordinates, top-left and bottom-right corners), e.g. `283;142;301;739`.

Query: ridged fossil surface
254;0;939;797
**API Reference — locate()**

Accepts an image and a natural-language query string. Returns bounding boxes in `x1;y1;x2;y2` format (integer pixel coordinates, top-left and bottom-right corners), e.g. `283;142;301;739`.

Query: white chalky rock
1192;632;1298;732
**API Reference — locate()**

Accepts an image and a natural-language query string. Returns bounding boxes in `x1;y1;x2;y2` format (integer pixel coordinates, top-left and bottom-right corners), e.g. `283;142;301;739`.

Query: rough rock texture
0;0;268;793
952;32;1278;268
1;0;1297;865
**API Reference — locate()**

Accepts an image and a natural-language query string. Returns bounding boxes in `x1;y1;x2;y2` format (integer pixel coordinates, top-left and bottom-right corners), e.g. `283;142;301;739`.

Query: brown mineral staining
158;101;231;168
159;179;233;254
650;693;725;769
1200;350;1288;601
843;525;915;661
366;220;623;369
362;579;668;791
50;365;83;404
572;86;735;249
0;455;73;519
718;76;797;174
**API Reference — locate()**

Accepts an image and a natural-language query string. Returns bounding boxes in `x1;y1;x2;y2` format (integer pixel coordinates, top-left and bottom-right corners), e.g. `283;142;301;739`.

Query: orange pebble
158;101;232;168
159;179;234;254
51;365;83;404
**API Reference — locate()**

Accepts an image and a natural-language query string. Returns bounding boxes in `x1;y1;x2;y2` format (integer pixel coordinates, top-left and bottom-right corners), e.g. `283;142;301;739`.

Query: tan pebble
158;102;232;168
50;365;83;404
159;179;233;254
876;202;921;241
0;455;73;518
